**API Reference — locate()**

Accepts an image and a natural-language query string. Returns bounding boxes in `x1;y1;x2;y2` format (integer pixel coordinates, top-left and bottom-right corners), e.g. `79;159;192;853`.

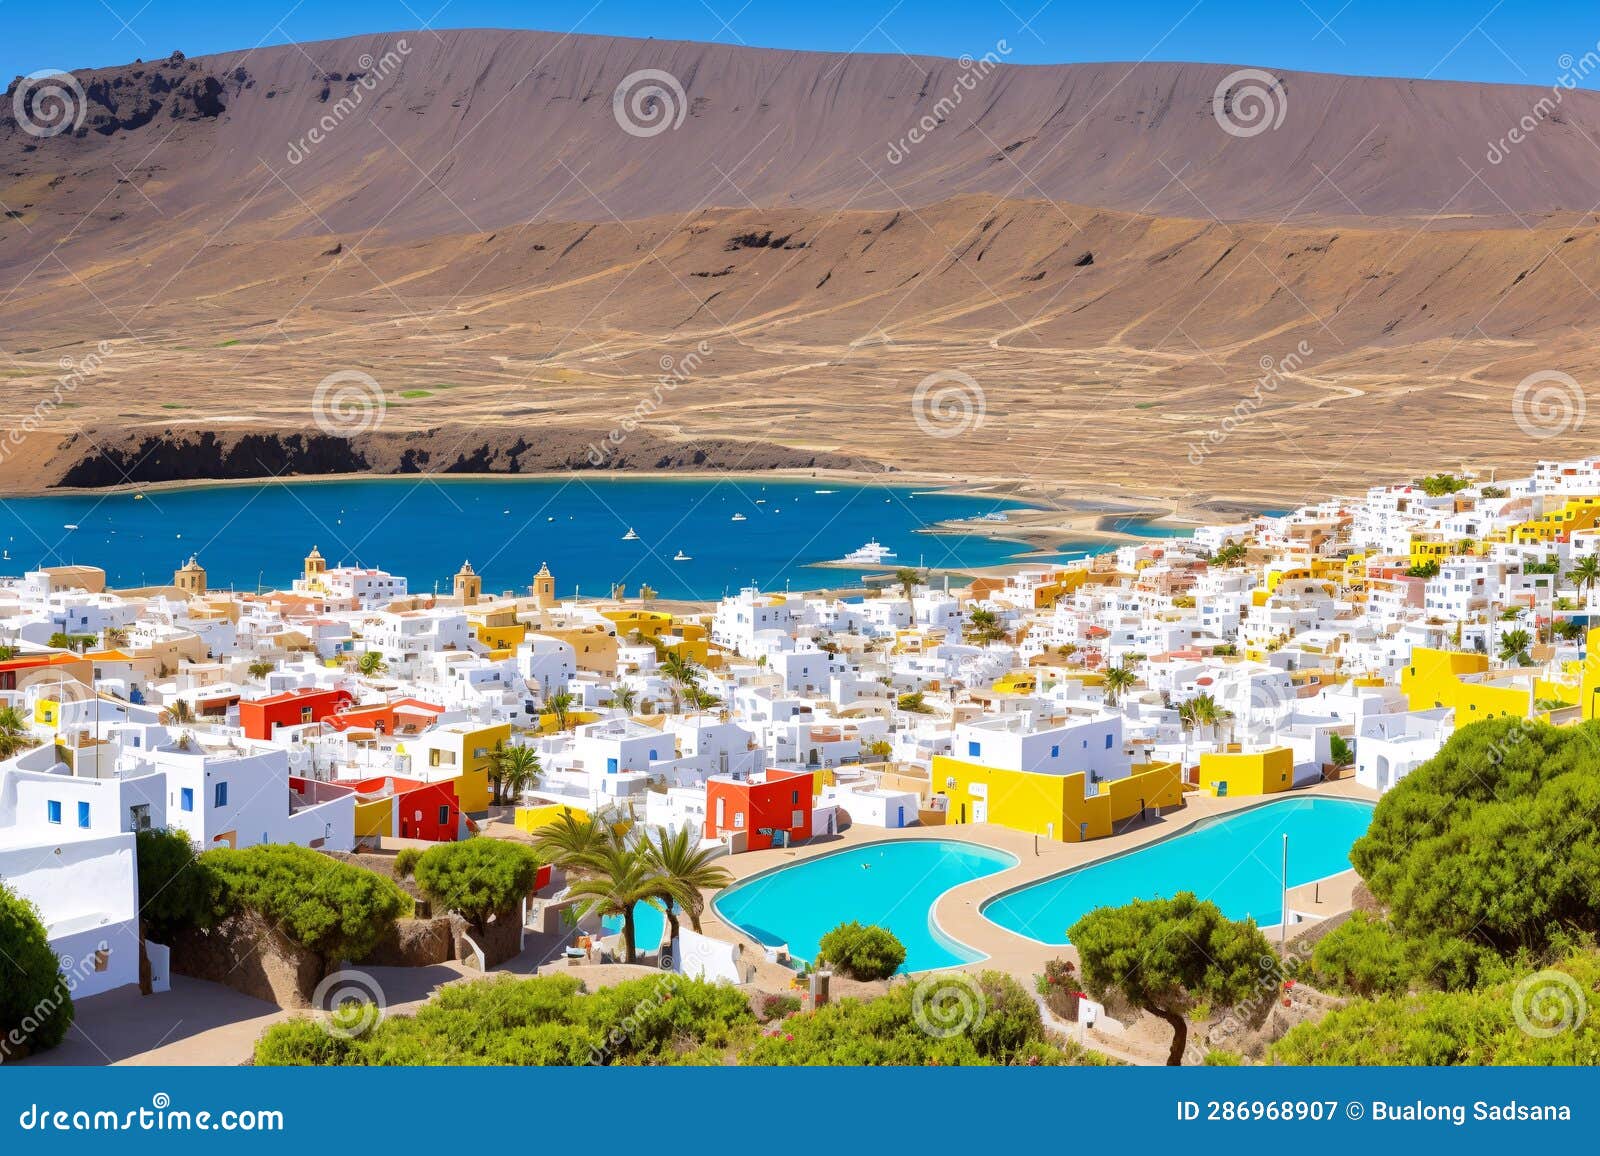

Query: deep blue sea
0;477;1051;600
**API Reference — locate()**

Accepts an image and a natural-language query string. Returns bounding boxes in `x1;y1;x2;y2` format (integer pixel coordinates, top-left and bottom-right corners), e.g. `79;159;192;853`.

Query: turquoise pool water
712;840;1018;972
982;797;1374;944
602;903;668;954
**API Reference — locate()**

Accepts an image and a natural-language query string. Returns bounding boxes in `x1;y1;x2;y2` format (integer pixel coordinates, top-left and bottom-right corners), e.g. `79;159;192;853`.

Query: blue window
648;749;658;761
1105;734;1114;749
214;782;228;808
967;741;981;758
47;800;62;824
1050;745;1060;758
606;757;619;775
77;801;90;829
180;787;194;812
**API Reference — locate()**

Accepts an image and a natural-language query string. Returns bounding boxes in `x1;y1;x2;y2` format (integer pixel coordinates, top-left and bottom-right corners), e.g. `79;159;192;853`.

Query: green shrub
817;921;906;980
1202;1049;1244;1065
135;828;225;943
412;838;542;932
740;971;1109;1066
392;848;421;878
1308;912;1417;997
254;972;754;1066
1273;952;1600;1065
204;844;411;963
0;883;73;1057
760;994;802;1021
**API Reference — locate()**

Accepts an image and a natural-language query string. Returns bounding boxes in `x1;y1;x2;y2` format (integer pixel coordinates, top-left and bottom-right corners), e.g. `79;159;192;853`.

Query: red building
352;775;465;842
705;768;814;851
326;697;444;736
239;687;355;740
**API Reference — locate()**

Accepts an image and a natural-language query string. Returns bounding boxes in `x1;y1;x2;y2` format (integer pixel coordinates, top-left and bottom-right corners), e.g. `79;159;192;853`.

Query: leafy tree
1069;892;1274;1065
413;839;543;937
47;632;95;652
1208;543;1249;567
1351;717;1600;954
1327;732;1354;768
135;827;225;944
817;921;906;980
897;691;931;714
1405;560;1439;579
247;661;276;680
0;883;73;1057
1102;663;1138;706
1413;473;1468;497
203;844;411;964
1273;953;1600;1065
641;826;732;939
392;848;422;878
965;607;1006;644
489;742;542;806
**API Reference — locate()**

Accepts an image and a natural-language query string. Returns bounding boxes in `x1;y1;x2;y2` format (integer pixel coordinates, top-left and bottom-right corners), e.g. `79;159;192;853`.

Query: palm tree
356;651;388;677
893;567;921;604
1568;556;1600;606
544;691;576;731
531;810;616;871
565;843;665;964
684;685;723;712
1498;628;1533;667
0;706;38;758
641;826;733;941
489;742;542;806
101;626;130;649
609;685;638;714
658;651;701;713
160;699;194;726
1102;664;1138;706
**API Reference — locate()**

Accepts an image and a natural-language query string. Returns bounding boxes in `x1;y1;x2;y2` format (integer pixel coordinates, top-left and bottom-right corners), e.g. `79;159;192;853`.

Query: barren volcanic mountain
3;28;1599;506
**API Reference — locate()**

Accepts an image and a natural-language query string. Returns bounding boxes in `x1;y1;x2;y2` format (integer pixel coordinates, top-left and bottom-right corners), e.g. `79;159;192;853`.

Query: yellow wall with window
935;756;1182;842
1196;746;1294;797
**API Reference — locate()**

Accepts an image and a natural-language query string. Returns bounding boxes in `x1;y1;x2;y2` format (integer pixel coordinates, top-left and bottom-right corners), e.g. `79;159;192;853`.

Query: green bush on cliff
0;883;73;1057
203;844;410;963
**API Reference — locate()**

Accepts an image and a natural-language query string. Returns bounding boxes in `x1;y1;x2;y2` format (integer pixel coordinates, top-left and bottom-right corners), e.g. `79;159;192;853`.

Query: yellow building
469;603;527;654
1401;647;1531;720
936;756;1182;842
397;721;509;814
1196;747;1294;797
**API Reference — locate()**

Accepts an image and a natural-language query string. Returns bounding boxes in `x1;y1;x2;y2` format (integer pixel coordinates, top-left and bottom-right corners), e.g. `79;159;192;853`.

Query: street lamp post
1280;832;1289;949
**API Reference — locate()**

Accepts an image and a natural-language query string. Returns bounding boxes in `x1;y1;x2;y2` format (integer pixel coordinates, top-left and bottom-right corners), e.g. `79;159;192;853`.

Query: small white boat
673;550;692;562
730;513;747;522
814;489;837;494
838;538;897;565
621;528;640;540
755;499;766;504
63;523;79;531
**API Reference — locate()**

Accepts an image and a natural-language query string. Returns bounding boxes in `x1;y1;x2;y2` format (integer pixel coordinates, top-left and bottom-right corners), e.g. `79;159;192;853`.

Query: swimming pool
713;840;1018;972
982;797;1374;944
601;903;668;954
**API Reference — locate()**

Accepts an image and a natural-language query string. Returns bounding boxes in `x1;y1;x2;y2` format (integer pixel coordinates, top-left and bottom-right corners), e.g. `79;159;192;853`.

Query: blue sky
4;1;1596;89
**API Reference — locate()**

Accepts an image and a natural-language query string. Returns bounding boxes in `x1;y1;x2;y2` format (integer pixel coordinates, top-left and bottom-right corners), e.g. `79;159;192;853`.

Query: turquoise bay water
982;797;1374;943
0;478;1033;601
713;840;1017;972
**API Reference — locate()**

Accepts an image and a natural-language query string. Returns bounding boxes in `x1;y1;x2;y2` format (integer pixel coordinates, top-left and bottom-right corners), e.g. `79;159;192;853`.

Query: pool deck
698;778;1378;986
